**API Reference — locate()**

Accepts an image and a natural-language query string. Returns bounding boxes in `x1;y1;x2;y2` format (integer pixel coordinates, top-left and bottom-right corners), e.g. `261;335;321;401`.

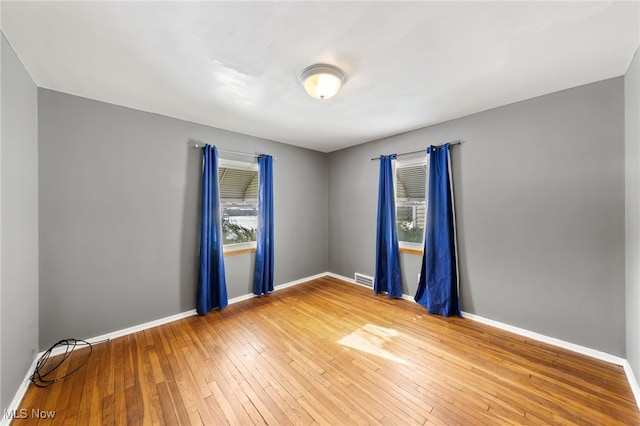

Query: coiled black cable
30;338;104;388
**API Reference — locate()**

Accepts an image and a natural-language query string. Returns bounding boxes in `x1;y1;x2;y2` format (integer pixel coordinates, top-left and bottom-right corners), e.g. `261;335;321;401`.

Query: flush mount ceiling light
299;64;347;100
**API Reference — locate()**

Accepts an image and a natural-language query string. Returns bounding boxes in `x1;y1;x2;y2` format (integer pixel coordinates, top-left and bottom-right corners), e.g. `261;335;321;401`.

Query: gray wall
38;89;328;349
626;48;640;384
329;77;626;356
1;33;39;411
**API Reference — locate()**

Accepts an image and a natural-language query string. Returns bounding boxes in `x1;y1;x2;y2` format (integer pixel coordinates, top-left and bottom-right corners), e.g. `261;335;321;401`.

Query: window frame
218;158;259;255
394;155;428;253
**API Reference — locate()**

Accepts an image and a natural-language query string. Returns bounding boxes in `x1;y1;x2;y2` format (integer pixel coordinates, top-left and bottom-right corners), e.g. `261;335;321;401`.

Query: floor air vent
354;273;374;288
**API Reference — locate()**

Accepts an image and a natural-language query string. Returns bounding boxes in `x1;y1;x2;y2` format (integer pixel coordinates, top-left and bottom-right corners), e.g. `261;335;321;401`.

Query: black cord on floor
30;338;106;388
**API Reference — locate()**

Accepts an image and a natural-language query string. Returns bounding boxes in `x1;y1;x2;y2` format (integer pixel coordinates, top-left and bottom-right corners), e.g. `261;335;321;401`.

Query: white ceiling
1;1;639;153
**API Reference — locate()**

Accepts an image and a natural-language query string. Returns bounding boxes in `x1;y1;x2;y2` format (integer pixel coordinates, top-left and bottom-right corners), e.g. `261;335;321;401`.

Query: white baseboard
401;294;415;302
227;292;255;305
2;308;202;425
461;311;639;410
2;272;324;422
622;359;640;410
0;356;41;426
46;309;198;359
347;277;629;365
326;272;354;283
338;275;640;410
460;311;627;366
274;272;328;291
5;271;639;419
41;271;330;359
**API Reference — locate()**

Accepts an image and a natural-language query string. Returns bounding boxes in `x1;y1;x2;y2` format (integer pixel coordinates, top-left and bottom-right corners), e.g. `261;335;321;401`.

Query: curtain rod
370;140;463;161
192;143;277;160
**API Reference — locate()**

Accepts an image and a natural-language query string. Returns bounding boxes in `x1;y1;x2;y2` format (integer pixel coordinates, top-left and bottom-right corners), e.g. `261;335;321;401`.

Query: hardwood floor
15;276;639;425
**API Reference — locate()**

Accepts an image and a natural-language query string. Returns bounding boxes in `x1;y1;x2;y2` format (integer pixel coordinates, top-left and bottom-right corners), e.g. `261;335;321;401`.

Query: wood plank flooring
14;276;640;425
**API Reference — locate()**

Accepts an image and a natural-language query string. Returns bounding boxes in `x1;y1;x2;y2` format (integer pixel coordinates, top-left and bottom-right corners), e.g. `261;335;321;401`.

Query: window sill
399;247;423;256
223;242;257;257
224;247;256;256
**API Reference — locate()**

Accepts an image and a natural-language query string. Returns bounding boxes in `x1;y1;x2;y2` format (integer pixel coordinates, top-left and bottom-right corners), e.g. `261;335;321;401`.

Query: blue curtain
253;154;274;295
374;155;403;298
197;145;228;315
415;143;460;316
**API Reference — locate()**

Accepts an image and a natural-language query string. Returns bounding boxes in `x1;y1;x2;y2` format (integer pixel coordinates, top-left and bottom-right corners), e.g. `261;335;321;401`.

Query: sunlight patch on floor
338;323;409;365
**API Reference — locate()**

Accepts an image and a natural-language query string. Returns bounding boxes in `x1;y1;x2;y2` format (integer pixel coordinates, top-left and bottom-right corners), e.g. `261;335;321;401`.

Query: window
218;159;258;249
395;156;428;247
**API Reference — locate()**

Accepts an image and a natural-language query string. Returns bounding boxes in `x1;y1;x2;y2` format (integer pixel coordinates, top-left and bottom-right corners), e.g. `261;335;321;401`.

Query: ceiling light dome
299;64;346;100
